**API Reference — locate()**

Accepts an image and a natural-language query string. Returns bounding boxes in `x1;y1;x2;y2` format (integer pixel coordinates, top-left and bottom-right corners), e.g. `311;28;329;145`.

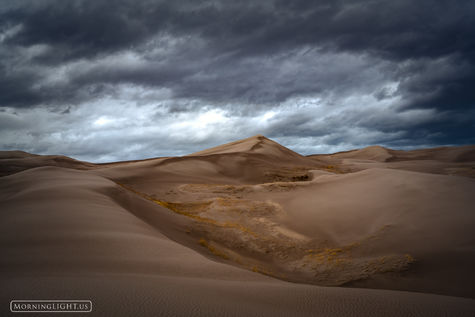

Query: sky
0;0;474;162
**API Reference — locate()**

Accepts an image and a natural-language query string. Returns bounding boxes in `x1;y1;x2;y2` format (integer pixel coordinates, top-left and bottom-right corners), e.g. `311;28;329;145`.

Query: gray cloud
0;0;474;160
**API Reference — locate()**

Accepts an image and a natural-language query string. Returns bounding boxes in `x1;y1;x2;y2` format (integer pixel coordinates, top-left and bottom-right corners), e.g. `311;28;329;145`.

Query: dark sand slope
1;136;475;316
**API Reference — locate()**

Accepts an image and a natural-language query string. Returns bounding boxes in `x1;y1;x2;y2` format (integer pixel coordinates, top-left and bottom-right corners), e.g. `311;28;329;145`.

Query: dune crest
188;134;307;162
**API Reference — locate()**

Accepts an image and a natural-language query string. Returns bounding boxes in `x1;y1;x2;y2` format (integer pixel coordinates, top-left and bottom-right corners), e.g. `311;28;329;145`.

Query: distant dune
1;136;475;316
0;150;95;177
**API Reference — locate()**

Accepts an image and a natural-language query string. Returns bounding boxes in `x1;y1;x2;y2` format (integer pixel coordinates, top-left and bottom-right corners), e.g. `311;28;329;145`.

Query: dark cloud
395;56;475;112
0;0;474;159
2;0;171;62
0;67;43;107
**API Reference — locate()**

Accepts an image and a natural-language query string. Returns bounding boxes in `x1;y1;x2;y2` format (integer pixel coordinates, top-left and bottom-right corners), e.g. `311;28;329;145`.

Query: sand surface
1;135;474;316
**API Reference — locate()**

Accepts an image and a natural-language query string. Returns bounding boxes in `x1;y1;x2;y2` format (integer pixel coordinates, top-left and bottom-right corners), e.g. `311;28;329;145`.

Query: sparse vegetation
322;165;345;174
116;181;416;287
116;182;259;236
198;238;229;260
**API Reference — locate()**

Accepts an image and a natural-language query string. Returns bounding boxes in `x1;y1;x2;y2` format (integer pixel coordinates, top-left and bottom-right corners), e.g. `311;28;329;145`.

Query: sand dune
0;151;95;177
310;144;475;163
189;134;311;163
309;144;475;177
1;135;474;316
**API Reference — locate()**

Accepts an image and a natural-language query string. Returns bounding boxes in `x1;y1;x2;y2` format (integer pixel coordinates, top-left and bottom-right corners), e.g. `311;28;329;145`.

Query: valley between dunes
1;135;475;316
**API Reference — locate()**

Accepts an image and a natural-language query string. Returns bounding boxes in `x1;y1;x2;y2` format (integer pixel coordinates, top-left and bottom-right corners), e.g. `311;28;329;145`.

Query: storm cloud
0;0;474;161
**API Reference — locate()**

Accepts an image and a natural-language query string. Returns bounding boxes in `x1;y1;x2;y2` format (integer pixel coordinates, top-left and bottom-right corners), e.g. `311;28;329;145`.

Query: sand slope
1;136;475;316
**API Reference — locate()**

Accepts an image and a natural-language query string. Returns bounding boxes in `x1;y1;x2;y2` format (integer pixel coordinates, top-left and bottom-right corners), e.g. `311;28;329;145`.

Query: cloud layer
1;0;474;162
